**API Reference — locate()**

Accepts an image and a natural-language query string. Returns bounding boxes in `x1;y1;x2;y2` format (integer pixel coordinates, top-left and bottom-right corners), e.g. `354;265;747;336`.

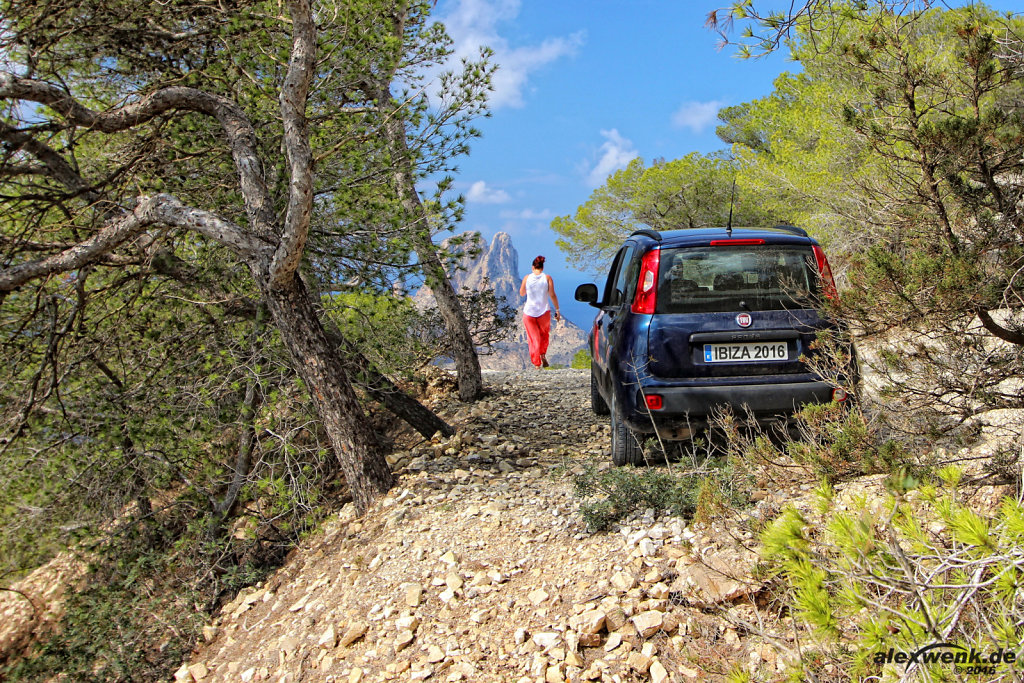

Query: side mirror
575;283;599;306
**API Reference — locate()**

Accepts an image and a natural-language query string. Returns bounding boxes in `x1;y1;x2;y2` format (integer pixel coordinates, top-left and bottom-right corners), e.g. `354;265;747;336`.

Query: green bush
571;348;590;369
786;402;912;480
710;400;915;484
324;292;431;377
761;467;1024;680
573;462;701;531
3;532;207;682
2;504;300;682
5;578;204;682
574;396;914;537
572;452;751;532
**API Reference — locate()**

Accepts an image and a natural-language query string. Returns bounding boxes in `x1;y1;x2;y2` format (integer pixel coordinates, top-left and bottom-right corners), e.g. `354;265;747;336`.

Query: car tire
610;392;644;466
591;363;609;416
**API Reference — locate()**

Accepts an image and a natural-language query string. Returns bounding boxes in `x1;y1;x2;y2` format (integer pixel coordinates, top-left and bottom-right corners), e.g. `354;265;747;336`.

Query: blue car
575;226;854;465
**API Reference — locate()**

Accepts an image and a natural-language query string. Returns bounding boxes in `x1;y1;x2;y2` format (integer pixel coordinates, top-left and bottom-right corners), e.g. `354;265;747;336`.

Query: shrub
710;400;915;485
324;292;432;377
572;450;751;532
573;462;701;531
761;468;1024;680
786;402;912;480
3;533;208;682
571;348;590;369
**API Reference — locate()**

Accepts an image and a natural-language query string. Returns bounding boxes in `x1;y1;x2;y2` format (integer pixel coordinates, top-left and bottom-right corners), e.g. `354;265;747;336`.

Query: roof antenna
726;172;737;238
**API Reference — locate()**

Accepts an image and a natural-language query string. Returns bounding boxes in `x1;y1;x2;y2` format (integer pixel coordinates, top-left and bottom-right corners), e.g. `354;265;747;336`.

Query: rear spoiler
629;224;810;241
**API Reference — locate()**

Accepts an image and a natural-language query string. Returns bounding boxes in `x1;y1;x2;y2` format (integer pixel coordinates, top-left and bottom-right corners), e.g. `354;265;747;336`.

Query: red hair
532;255;546;269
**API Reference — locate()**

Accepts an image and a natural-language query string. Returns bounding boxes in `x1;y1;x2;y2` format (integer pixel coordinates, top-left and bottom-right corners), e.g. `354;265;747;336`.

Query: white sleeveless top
523;273;550;317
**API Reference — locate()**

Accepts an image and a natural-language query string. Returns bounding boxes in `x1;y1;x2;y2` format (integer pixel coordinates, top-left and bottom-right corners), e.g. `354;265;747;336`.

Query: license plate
703;342;789;363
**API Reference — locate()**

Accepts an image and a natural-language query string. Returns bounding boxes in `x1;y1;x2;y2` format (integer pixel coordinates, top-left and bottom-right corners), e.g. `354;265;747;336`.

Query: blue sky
428;0;1021;327
428;0;795;326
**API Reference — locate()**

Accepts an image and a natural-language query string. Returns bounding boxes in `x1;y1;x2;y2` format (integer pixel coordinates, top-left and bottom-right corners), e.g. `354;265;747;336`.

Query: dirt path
174;370;790;683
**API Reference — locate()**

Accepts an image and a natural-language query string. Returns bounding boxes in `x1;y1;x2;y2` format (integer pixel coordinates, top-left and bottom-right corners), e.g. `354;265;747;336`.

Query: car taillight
832;387;848;402
709;239;766;246
631;249;661;314
812;245;838;300
645;394;663;410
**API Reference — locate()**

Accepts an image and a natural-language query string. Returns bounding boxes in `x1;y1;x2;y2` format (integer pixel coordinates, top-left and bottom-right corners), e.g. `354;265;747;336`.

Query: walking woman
520;255;560;368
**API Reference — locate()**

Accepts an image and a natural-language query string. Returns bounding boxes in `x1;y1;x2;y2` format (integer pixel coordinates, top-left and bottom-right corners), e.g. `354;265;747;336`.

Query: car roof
630;226;817;247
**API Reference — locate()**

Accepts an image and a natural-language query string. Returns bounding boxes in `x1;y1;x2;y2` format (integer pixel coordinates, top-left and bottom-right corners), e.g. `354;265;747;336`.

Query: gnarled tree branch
0;194;163;293
0;73;277;240
976;307;1024;346
0;120;103;204
0;194;270;296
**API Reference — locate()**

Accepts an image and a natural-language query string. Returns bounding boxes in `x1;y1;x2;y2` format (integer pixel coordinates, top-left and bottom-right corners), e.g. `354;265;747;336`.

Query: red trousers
524;311;551;367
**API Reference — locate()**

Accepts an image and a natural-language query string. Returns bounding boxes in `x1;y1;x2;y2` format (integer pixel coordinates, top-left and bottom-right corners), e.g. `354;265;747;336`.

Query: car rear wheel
591;363;609;416
610;392;644;466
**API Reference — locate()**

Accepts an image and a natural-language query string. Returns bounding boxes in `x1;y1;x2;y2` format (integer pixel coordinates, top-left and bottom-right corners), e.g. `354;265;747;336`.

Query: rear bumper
623;380;836;433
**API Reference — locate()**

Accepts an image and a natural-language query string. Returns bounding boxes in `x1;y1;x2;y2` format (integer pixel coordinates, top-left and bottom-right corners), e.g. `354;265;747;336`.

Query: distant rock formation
415;232;587;370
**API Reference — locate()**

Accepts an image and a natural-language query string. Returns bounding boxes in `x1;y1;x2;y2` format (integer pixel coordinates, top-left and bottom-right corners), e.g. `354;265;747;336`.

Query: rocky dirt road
174;369;793;683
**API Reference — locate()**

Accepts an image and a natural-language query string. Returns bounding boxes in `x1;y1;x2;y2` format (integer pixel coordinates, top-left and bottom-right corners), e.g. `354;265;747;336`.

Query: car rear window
656;245;820;313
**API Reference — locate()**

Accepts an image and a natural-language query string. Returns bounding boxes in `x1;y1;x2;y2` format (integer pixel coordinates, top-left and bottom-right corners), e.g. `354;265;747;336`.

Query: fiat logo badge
736;313;752;328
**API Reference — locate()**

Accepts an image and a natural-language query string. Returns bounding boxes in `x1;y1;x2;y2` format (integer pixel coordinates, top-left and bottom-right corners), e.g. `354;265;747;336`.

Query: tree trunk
152;265;452;439
360;361;455;438
214;371;263;516
324;332;454;439
374;100;484;402
260;273;394;513
417;245;485;402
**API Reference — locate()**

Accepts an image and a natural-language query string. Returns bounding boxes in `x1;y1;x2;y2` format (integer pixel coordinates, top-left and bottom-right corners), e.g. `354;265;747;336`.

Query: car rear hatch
647;241;827;380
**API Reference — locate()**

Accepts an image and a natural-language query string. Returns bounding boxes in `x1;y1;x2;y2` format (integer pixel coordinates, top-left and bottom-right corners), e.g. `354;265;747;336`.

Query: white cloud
499;208;553;220
671;100;726;134
465;180;511;204
584;129;638;188
438;0;584;109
